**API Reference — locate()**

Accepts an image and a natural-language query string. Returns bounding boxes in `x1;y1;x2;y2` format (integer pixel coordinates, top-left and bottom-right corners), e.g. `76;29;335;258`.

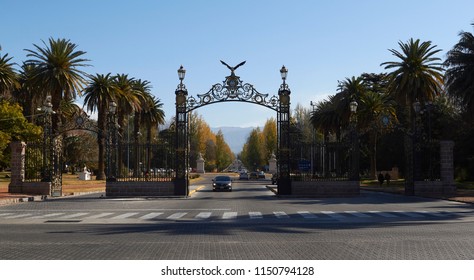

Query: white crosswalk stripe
222;212;238;219
393;211;424;218
5;213;32;219
0;213;13;217
139;212;164;220
167;212;187;220
87;213;115;219
195;212;212;219
298;211;317;219
416;210;448;217
111;212;139;219
249;212;263;219
31;213;66;219
344;211;371;218
60;212;90;219
320;211;346;219
273;211;290;218
368;211;398;218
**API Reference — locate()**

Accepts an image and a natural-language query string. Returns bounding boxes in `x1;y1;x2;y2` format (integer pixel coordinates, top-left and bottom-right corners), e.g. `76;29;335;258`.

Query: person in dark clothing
385;173;391;185
378;173;385;186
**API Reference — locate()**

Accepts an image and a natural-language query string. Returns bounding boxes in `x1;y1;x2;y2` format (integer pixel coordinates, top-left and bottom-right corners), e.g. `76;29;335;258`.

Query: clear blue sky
2;0;474;127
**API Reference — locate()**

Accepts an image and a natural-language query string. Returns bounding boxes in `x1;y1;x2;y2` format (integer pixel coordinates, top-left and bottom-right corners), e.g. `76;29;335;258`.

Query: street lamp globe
280;65;288;82
413;100;421;114
350;100;358;113
178;65;186;82
109;101;117;114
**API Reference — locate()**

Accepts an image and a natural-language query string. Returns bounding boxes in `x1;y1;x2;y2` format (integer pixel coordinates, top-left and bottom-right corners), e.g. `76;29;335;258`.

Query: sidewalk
0;181;206;206
360;185;474;204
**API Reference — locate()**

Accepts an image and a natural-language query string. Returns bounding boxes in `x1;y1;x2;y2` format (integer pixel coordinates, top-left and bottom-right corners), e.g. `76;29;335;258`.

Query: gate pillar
8;141;26;193
174;66;189;196
277;66;292;195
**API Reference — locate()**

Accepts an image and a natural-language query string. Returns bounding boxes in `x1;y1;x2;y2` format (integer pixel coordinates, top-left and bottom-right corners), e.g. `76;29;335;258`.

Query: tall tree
215;130;234;171
445;24;474;118
24;38;89;133
381;38;444;188
262;118;277;161
113;74;140;139
0;52;19;100
83;73;119;180
381;38;444;109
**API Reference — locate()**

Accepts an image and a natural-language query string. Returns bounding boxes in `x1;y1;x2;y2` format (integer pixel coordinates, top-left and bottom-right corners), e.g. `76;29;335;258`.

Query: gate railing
112;142;175;182
290;141;352;181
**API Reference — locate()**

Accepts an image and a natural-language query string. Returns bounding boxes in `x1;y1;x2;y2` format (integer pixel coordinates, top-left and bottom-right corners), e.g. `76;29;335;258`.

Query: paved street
1;174;474;259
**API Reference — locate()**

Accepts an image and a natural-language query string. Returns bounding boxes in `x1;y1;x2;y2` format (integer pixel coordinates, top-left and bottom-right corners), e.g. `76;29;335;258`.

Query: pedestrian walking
385;173;391;185
378;173;385;186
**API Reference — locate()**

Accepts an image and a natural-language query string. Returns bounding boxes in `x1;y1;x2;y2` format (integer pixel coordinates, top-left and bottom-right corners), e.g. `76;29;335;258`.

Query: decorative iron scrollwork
185;70;280;112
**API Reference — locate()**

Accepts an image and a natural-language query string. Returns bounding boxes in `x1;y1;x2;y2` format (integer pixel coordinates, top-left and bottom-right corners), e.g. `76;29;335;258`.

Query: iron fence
113;141;175;182
290;141;352;181
24;141;45;182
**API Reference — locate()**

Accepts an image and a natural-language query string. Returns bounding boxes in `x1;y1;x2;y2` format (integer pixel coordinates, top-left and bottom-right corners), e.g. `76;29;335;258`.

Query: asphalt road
1;174;474;259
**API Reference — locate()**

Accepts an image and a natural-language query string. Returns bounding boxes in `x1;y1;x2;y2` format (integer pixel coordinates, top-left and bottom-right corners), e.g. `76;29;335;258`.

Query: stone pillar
196;153;205;174
268;153;277;174
440;140;456;195
8;141;26;193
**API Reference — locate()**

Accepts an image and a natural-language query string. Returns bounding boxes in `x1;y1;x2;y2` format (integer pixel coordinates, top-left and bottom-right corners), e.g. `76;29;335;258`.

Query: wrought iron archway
174;61;292;196
28;103;101;197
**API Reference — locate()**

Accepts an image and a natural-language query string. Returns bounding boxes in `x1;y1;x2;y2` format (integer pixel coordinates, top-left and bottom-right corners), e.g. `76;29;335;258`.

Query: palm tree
142;95;165;143
381;38;444;109
24;38;89;133
310;95;343;140
131;79;152;143
358;90;397;179
445;25;474;118
113;74;141;177
0;52;19;100
381;38;443;191
337;76;367;125
83;73;118;180
15;63;42;122
113;74;140;138
140;94;165;172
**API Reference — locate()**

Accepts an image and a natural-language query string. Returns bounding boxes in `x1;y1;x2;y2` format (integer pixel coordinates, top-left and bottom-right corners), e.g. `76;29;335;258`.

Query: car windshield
215;176;230;181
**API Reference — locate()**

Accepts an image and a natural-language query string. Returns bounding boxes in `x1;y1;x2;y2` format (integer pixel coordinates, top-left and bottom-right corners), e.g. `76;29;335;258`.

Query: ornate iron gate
25;103;100;196
174;62;292;195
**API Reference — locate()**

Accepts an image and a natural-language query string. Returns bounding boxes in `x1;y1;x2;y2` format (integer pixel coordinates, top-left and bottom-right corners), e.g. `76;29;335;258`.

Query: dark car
212;175;233;191
239;172;249;180
249;172;258;180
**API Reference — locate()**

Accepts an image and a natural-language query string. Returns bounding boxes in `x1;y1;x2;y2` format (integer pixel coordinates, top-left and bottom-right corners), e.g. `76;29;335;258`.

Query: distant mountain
211;126;258;154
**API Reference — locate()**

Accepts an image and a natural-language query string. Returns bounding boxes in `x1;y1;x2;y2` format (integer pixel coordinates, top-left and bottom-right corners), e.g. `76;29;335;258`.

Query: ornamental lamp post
280;65;288;84
178;65;186;86
350;100;360;181
277;65;291;195
106;101;118;181
175;65;189;196
350;100;358;114
41;95;54;182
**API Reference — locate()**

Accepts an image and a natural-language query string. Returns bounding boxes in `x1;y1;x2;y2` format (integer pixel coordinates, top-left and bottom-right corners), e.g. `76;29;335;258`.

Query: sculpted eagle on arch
220;60;246;74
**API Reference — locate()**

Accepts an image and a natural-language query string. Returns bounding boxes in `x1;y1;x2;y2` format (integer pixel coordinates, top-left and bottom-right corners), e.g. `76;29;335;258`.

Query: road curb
0;195;46;206
188;185;205;196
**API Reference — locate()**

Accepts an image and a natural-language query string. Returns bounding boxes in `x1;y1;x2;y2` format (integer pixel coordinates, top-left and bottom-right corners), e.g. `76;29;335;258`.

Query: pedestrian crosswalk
0;209;465;224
